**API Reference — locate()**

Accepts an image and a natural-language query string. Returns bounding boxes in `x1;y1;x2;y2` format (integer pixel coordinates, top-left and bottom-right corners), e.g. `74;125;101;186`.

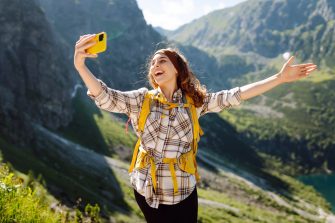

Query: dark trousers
134;188;198;223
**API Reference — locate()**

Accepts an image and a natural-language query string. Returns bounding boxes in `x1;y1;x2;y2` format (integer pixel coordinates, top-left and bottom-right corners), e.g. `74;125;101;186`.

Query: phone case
86;32;107;54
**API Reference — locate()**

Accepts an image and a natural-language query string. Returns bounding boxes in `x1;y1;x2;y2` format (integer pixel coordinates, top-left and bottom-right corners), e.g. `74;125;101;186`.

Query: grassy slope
0;163;67;223
0;154;103;222
1;133;333;222
57;89;137;161
167;0;335;174
0;87;333;222
220;65;335;174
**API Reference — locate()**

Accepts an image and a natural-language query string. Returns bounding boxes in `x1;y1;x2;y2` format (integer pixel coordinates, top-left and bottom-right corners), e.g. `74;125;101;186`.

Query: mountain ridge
168;0;335;65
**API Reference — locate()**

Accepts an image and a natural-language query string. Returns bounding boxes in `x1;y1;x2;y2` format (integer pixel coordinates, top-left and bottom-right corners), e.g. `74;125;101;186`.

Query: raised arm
74;34;102;96
73;34;147;117
240;56;317;101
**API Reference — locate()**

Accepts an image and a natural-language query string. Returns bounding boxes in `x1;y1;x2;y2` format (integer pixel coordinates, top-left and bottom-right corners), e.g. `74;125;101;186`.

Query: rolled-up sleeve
198;87;243;117
87;79;148;116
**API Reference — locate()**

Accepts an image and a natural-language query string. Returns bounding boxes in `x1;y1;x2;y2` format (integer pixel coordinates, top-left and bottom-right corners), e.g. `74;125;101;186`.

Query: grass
1;81;333;222
219;68;335;174
1;131;333;222
57;89;137;161
0;136;131;219
0;163;102;223
0;136;142;222
198;187;315;223
93;111;137;158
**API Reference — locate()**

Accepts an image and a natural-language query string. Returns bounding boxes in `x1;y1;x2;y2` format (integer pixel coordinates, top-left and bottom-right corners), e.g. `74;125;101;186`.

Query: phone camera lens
99;34;104;41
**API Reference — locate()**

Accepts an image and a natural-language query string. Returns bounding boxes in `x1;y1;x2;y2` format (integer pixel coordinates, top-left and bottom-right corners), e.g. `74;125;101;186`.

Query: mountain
0;0;74;144
0;0;334;221
154;26;172;36
168;0;335;66
36;0;162;90
36;0;252;91
165;0;335;174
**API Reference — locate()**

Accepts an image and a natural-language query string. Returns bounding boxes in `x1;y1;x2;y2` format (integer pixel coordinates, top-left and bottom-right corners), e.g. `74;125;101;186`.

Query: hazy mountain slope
168;0;335;66
36;0;162;90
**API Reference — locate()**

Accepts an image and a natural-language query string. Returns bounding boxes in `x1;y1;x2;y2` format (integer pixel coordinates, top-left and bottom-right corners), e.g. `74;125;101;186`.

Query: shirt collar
157;87;183;103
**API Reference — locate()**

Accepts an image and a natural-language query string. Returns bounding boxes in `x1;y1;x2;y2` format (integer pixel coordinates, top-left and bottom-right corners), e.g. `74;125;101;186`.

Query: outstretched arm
240;56;317;101
74;34;102;96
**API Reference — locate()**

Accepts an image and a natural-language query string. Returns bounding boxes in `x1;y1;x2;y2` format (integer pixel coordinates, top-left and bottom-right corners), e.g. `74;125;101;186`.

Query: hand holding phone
85;32;107;54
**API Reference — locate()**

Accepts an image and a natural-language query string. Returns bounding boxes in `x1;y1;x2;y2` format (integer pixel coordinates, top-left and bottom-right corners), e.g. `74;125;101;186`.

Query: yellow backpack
128;90;203;194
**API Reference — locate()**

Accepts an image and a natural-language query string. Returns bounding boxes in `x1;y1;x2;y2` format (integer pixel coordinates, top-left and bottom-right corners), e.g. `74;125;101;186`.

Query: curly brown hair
147;48;207;107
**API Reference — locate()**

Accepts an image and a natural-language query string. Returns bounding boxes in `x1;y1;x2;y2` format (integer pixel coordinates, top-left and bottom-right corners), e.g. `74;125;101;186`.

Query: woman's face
150;53;178;88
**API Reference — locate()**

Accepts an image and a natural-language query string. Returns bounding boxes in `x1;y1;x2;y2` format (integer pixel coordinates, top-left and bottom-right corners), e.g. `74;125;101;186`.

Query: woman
74;34;317;222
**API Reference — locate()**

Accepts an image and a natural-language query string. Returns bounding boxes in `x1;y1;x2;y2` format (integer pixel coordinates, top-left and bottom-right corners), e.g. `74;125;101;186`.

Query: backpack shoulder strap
137;90;156;132
185;94;203;181
128;89;156;173
185;95;203;142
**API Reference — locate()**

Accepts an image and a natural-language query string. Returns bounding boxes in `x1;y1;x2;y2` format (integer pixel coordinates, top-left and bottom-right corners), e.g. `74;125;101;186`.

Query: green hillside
1;90;334;222
168;0;335;65
165;0;335;174
1;0;335;221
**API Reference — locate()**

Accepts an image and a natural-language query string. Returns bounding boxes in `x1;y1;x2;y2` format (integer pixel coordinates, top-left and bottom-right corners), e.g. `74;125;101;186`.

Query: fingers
296;64;317;77
299;65;317;72
77;51;98;58
84;53;98;58
299;65;317;77
77;40;97;52
76;34;91;44
297;63;315;66
286;56;295;65
306;65;317;73
75;33;99;59
75;34;96;48
295;63;317;68
74;34;99;62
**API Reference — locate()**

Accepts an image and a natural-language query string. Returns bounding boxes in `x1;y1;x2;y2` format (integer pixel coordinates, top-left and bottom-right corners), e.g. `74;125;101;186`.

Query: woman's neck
159;84;178;102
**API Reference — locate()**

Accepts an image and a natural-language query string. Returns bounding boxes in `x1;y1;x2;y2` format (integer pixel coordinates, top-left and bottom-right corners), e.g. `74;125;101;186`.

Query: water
298;174;335;212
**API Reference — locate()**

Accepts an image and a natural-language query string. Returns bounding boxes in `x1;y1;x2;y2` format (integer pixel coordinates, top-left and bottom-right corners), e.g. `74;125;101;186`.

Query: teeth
155;71;164;76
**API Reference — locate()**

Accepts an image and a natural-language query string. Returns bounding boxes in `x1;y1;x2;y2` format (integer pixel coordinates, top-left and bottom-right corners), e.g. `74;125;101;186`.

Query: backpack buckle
178;103;184;112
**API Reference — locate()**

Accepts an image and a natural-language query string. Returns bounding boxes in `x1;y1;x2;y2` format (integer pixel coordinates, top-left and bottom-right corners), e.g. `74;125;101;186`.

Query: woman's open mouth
155;71;164;76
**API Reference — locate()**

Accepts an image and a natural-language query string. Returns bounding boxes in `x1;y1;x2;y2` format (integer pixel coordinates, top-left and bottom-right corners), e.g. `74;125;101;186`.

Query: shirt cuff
229;87;243;106
87;79;108;102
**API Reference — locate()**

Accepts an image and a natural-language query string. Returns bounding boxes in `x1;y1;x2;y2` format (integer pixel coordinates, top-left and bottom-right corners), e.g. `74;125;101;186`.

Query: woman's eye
151;59;166;66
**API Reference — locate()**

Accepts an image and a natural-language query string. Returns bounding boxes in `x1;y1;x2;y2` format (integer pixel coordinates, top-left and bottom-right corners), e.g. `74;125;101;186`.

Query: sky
136;0;247;30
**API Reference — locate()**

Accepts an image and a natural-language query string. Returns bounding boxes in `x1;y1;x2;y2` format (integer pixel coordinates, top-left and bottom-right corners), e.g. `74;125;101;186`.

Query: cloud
143;9;183;30
137;0;246;30
161;0;196;15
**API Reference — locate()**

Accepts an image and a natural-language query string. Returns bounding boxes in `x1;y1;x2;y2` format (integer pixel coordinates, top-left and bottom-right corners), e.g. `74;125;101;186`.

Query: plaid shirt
87;79;243;208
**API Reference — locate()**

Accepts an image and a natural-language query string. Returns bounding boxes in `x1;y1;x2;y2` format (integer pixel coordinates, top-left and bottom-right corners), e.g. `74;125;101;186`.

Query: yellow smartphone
86;32;107;54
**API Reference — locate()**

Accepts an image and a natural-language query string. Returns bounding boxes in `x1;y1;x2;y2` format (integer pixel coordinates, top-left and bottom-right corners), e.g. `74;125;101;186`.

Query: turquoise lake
298;174;335;213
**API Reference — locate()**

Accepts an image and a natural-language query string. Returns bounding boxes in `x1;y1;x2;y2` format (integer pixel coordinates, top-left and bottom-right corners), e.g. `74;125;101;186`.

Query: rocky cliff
0;0;74;144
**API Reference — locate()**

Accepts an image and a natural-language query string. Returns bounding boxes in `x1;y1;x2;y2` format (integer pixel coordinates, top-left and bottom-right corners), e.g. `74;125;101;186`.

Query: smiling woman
74;33;317;222
147;48;206;106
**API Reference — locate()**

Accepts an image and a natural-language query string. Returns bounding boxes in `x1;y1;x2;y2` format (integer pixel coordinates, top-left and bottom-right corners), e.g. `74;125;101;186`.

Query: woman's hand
279;56;317;83
74;34;98;70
